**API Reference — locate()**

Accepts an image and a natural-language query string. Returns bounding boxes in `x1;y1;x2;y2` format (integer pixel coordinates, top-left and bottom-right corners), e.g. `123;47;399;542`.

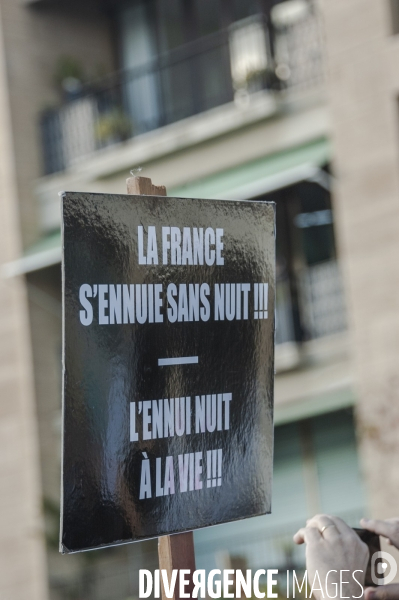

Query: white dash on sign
158;356;199;366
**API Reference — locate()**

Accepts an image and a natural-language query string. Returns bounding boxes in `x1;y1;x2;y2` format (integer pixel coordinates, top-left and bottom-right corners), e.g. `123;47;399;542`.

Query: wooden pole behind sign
158;532;196;599
126;176;167;197
126;175;196;600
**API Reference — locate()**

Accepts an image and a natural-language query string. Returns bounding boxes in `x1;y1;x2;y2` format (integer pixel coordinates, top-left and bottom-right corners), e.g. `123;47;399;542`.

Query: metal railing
276;260;347;347
298;260;347;340
40;9;324;175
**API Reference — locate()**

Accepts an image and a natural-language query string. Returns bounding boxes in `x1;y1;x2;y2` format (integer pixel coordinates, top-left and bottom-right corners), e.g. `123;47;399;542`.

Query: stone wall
0;2;48;597
322;0;399;519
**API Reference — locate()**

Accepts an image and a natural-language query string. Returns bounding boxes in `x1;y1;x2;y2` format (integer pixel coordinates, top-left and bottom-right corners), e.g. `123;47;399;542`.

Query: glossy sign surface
61;192;275;553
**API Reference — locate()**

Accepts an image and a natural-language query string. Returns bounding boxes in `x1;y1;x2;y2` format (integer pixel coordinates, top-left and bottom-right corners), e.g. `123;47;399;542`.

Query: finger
307;514;336;530
293;528;306;544
293;526;322;545
364;584;399;600
361;518;398;539
303;526;322;545
327;515;353;536
306;514;340;538
306;513;327;525
321;524;341;540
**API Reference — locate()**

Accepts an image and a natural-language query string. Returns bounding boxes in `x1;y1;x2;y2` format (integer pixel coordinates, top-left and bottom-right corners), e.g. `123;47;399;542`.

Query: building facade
0;0;397;598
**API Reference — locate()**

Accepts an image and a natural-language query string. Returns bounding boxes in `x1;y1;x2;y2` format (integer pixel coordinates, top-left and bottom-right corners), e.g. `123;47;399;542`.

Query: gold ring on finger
320;525;336;534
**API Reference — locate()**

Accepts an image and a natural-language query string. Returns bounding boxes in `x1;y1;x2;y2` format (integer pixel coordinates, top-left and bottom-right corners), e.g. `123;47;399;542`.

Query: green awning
3;137;330;276
169;137;330;199
2;230;62;277
25;230;62;257
274;386;356;426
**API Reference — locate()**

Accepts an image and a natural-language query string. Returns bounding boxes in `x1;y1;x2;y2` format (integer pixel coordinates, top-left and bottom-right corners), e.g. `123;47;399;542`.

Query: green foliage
53;56;85;89
95;109;133;144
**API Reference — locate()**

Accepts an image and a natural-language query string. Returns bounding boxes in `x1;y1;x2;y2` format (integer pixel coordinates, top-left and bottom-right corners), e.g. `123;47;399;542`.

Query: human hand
294;514;369;600
364;584;399;600
361;518;399;550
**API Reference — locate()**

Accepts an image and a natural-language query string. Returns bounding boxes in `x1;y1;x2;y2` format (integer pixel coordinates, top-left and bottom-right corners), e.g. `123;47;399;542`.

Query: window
157;0;186;51
232;0;259;23
194;0;222;36
390;0;399;35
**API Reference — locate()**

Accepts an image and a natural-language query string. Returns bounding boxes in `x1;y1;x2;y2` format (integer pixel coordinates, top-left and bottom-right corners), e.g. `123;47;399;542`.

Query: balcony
275;258;347;369
277;260;346;345
40;8;324;175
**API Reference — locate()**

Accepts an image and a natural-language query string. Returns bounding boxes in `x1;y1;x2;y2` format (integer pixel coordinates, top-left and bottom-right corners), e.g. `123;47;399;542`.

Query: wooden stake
126;175;167;197
158;532;196;599
126;175;196;600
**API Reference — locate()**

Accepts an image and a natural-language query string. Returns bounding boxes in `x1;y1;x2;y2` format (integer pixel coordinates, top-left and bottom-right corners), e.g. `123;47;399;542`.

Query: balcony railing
276;260;347;348
298;260;347;339
40;9;324;175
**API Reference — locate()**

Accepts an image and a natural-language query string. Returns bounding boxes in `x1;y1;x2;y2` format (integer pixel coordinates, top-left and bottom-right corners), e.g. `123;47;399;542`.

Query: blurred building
0;0;398;598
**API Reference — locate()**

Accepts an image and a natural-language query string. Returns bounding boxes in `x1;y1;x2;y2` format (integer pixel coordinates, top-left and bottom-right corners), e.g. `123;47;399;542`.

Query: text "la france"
138;226;224;266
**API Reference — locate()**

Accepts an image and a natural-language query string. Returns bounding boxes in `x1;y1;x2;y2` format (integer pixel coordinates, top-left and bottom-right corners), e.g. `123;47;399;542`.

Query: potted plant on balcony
53;56;86;101
243;66;269;93
94;108;133;147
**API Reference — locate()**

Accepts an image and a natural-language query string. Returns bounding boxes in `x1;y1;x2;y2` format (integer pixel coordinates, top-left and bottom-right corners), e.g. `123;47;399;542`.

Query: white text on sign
138;226;224;266
78;283;268;325
139;449;224;499
130;393;232;441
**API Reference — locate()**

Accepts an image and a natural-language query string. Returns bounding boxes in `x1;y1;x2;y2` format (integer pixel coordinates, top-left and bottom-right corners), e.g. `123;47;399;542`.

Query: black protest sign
60;192;275;553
